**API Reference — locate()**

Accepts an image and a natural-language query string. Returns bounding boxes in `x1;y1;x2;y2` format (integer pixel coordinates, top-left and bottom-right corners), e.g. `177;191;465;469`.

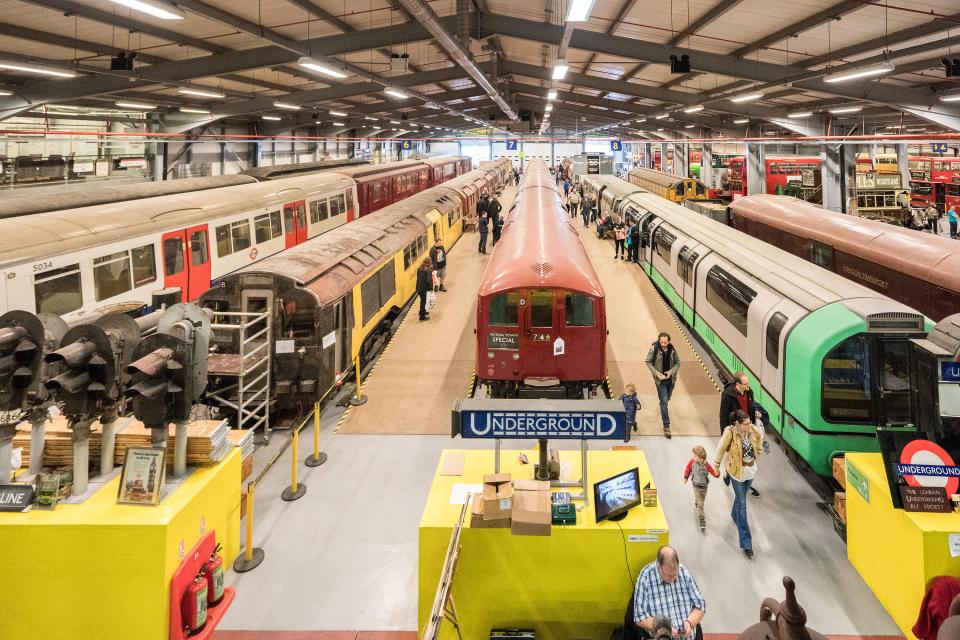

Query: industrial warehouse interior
1;1;960;640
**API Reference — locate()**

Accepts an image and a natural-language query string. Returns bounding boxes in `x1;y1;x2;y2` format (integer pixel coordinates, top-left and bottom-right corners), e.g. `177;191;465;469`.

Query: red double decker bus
909;155;960;212
727;155;823;197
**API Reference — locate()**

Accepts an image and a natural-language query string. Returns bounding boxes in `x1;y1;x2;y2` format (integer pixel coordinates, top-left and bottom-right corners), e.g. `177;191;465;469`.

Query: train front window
489;292;519;326
879;340;912;424
565;293;594;327
530;289;553;327
810;242;833;269
675;184;684;198
822;335;873;424
34;264;82;315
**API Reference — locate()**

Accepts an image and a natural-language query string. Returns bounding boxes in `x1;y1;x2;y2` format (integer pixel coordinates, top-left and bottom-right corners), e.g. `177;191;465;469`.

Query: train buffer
451;398;627;507
206;308;272;440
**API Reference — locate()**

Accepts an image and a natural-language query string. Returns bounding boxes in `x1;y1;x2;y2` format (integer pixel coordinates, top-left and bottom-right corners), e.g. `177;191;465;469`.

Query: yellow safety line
656;294;722;393
467;371;477;399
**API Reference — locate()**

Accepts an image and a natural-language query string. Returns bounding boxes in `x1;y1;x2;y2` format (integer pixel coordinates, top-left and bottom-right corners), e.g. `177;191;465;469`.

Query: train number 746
532;333;551;342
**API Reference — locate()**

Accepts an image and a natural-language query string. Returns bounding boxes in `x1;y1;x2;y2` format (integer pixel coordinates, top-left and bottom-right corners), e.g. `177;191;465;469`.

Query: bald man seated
630;546;706;640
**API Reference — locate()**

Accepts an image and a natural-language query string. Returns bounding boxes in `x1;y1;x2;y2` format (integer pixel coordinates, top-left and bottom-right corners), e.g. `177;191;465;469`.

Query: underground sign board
452;398;626;440
894;439;960;511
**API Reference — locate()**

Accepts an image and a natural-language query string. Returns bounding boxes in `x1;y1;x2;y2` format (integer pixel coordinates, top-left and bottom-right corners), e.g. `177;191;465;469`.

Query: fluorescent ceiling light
733;118;750;124
0;90;11;96
731;91;764;103
635;118;646;123
940;91;960;103
115;100;155;110
177;87;225;99
390;120;401;124
545;104;553;112
823;62;894;83
332;121;345;126
385;88;408;99
787;111;813;118
684;124;695;129
0;61;76;78
829;105;862;114
656;127;664;132
297;57;349;79
179;107;211;114
552;60;569;80
262;115;282;121
329;110;348;117
547;89;558;100
108;0;185;20
364;116;377;121
655;113;668;120
683;105;704;113
273;101;300;110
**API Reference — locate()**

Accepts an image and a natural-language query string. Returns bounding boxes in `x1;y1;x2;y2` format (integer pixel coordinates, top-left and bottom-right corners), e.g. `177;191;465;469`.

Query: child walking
619;383;640;434
683;445;720;531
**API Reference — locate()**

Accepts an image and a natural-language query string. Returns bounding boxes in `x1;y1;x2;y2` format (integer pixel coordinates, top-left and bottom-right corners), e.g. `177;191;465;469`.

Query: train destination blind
452;399;626;440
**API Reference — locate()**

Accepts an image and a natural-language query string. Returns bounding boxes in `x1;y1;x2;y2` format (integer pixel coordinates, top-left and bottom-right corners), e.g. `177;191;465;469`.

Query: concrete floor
221;213;902;637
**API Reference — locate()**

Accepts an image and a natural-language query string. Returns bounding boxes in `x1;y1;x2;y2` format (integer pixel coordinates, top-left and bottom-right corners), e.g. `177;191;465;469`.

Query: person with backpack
645;332;680;438
683;445;720;531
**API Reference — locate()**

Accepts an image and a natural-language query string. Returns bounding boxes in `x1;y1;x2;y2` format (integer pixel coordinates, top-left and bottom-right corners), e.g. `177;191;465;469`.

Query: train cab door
185;225;211;300
161;230;188;300
875;338;914;426
282;200;308;248
520;289;559;380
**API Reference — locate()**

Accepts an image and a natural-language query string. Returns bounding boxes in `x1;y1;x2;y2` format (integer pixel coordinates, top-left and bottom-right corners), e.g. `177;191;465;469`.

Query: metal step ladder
206;309;272;440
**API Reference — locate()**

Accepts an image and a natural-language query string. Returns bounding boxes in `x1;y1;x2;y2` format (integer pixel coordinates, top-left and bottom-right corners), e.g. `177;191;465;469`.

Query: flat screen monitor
594;467;641;523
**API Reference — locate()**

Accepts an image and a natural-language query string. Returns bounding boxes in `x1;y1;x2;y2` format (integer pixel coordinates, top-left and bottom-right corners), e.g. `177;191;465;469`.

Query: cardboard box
483;473;513;521
834;491;846;523
512;479;551;536
833;456;846;490
471;494;509;529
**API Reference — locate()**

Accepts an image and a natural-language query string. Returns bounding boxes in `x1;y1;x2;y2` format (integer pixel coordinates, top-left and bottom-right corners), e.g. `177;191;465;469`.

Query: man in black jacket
415;258;433;321
718;372;760;496
478;213;489;254
430;239;447;292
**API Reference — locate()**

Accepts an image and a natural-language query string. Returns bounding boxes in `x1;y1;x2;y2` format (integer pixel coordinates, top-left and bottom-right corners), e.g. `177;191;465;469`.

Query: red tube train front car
475;159;607;399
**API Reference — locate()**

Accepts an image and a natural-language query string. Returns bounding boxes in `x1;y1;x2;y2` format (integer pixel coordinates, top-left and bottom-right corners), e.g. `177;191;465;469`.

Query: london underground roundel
899;440;959;496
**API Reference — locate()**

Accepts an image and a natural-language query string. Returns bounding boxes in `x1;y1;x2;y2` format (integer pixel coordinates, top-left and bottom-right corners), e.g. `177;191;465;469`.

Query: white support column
701;144;714;190
673;143;689;178
660;143;668;171
897;144;911;198
821;144;843;213
746;143;766;196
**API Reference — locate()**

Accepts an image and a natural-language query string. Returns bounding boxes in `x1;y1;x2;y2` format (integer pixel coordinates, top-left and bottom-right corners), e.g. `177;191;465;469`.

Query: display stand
494;437;590;505
168;530;236;640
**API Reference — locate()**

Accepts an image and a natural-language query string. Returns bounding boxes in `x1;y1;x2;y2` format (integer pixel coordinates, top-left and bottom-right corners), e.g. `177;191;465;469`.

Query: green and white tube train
584;174;933;477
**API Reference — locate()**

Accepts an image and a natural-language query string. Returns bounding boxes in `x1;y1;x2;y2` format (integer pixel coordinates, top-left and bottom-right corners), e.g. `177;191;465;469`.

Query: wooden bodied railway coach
626;167;708;203
600;176;932;477
729;194;960;321
475;159;607;399
198;161;510;419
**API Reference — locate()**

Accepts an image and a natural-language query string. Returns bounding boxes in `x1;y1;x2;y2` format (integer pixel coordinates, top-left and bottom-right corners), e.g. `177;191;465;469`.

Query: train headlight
488;352;494;359
512;352;520;360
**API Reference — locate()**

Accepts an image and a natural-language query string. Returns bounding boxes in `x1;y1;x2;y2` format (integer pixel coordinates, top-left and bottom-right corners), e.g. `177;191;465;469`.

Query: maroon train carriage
729;194;960;321
476;159;607;399
336;156;471;217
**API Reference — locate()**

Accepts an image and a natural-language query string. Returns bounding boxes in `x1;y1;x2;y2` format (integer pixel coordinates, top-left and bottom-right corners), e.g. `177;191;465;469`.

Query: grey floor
221;408;900;635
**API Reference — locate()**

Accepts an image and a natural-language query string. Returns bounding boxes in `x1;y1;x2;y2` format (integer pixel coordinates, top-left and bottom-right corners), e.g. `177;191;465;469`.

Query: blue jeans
656;379;674;427
731;476;754;551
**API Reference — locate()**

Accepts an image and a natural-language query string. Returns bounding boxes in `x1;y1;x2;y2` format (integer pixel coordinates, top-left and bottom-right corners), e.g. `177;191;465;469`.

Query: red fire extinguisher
204;543;225;607
182;572;209;636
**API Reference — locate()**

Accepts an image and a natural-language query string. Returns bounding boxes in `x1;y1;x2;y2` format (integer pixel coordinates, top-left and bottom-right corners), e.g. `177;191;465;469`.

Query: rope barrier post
305;400;327;467
233;481;265;573
281;429;306;501
348;356;368;406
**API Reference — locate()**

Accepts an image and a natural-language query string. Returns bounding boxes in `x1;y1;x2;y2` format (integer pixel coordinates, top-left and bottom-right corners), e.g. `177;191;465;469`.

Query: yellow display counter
418;448;668;640
846;452;960;637
0;448;241;640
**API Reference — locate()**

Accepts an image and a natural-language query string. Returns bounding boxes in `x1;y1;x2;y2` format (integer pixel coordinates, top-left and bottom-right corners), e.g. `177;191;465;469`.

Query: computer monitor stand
607;511;628;522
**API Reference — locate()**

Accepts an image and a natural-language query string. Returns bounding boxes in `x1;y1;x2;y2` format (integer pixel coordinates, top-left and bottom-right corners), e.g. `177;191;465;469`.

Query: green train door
875;338;913;426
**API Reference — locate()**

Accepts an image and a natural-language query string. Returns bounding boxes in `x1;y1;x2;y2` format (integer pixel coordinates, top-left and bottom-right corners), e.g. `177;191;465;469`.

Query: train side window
254;213;274;243
190;230;209;266
94;251;132;301
215;224;232;258
821;335;873;423
336;194;346;216
318;199;330;221
131;244;156;287
489;292;519;326
683;251;699;286
653;227;676;264
677;246;689;281
35;263;82;315
705;265;756;336
811;241;833;269
675;184;684;198
165;237;185;274
565;293;594;327
296;203;307;228
283;207;294;233
231;220;252;252
530;289;553;327
765;312;788;367
269;211;282;237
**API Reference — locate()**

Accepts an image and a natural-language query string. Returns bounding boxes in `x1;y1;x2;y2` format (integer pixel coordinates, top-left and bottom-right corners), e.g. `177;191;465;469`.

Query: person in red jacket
683;445;720;531
914;576;960;640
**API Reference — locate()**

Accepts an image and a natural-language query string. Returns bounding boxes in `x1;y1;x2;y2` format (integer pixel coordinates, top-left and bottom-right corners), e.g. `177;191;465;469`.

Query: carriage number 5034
32;261;54;273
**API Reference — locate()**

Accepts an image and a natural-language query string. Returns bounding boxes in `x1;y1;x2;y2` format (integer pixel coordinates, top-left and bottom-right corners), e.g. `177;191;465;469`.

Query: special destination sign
452;398;626;440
